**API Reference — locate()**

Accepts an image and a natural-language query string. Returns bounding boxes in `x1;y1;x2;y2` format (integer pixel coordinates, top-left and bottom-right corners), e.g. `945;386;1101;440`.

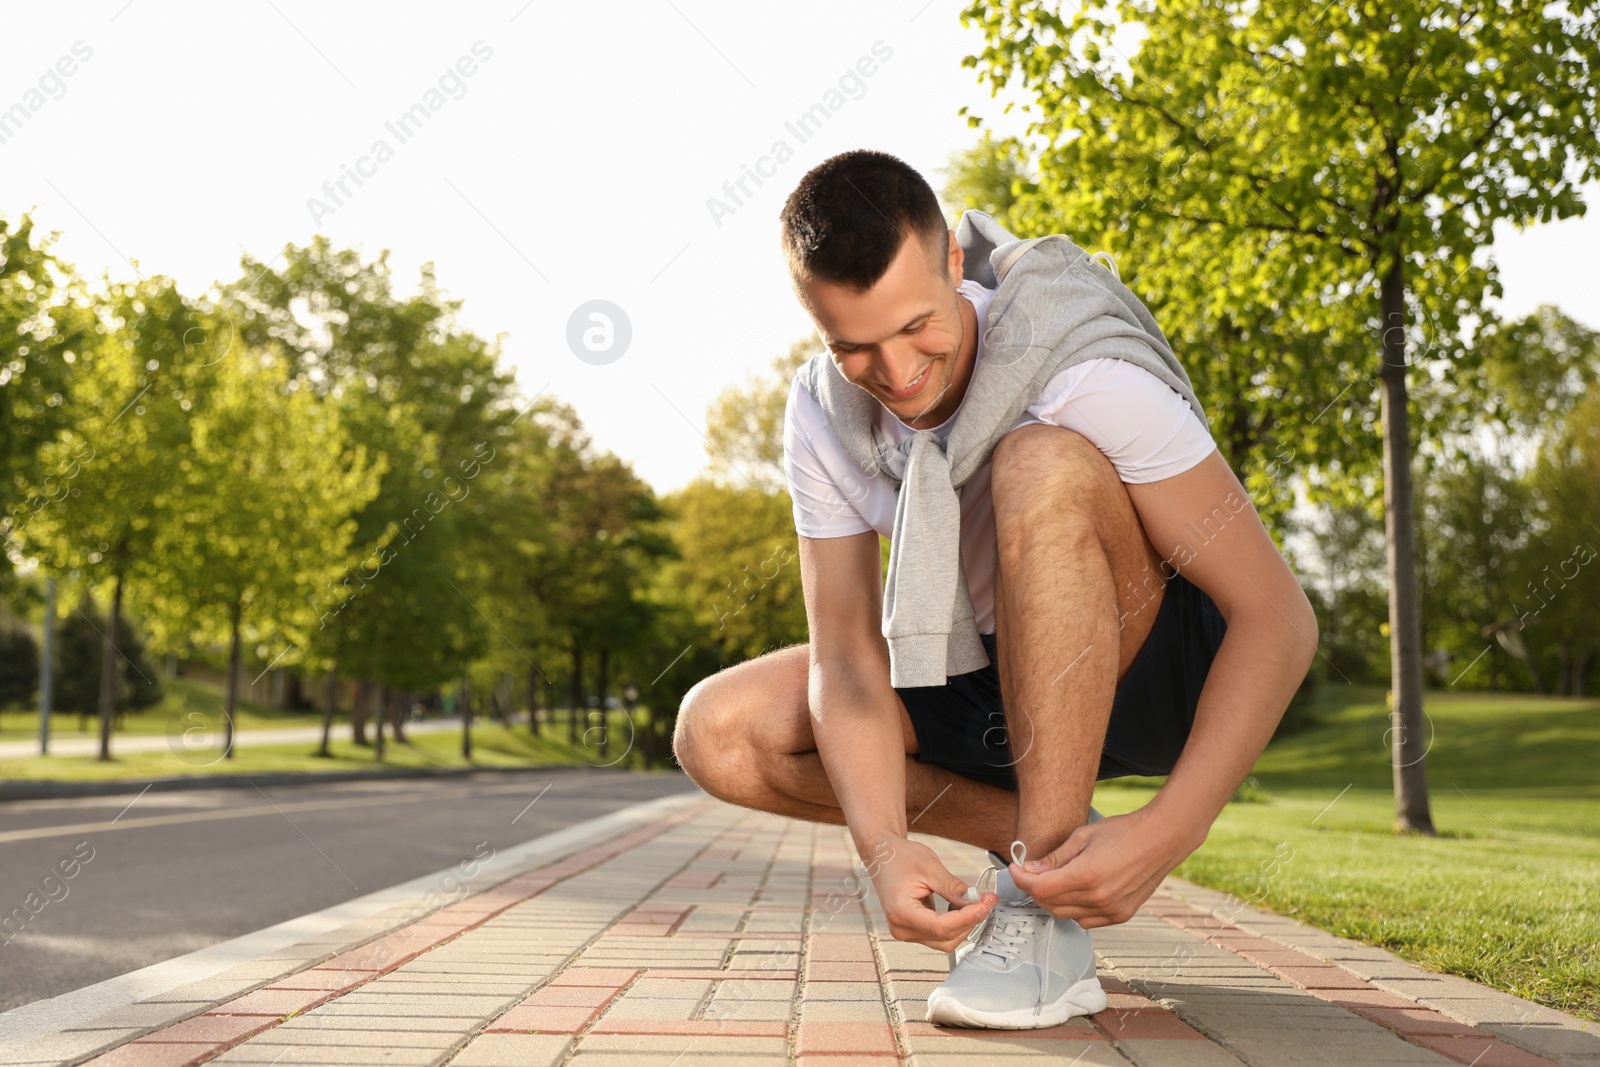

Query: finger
929;864;976;908
893;897;993;943
1020;824;1094;874
1011;860;1098;902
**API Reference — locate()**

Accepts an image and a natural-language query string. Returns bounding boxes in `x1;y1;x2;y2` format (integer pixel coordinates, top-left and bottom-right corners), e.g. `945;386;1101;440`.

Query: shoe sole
924;976;1107;1029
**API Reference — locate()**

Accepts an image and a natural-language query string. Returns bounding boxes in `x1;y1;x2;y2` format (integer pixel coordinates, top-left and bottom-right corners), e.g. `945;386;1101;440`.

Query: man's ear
945;229;964;282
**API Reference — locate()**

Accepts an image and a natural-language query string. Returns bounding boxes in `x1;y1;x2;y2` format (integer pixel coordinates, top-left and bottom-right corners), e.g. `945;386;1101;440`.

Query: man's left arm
1009;448;1319;926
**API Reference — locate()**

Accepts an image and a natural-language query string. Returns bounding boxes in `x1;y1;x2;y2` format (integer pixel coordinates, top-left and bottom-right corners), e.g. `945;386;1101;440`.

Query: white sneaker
927;834;1106;1029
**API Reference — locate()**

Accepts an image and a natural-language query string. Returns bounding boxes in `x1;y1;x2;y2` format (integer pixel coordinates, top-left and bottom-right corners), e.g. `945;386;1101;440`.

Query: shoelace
962;841;1057;1017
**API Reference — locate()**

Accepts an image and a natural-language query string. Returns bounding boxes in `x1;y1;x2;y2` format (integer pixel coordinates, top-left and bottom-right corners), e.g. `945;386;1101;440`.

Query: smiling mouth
881;366;931;400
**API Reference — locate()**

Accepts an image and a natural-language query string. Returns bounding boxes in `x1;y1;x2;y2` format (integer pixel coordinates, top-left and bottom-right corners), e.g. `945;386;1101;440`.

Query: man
673;149;1318;1029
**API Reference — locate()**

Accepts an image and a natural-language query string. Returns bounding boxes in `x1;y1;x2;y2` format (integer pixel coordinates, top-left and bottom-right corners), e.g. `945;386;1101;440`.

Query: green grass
0;672;663;782
0;676;324;739
1094;683;1600;1021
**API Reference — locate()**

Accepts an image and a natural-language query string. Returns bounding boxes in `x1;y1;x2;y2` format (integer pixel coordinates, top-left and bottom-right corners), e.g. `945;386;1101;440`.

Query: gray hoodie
797;209;1210;688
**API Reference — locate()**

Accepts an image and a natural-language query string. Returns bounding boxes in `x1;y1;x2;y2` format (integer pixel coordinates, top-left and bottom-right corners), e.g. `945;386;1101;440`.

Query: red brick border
1149;891;1564;1067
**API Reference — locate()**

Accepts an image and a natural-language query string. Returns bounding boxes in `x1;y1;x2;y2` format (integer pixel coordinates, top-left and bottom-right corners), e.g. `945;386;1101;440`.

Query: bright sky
3;2;1595;496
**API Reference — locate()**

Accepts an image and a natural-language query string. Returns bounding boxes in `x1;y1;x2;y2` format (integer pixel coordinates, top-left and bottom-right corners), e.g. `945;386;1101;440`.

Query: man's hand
867;836;997;951
1007;807;1203;928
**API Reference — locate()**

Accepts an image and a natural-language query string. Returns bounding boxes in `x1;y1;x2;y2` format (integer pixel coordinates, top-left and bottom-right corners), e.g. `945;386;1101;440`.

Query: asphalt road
0;769;701;1012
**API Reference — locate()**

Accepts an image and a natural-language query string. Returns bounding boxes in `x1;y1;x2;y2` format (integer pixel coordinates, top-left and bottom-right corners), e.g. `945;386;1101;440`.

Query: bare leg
674;643;1019;853
990;424;1169;861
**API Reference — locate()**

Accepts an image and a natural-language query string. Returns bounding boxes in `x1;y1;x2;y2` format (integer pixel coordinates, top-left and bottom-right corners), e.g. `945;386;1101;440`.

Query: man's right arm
799;531;996;950
799;530;907;855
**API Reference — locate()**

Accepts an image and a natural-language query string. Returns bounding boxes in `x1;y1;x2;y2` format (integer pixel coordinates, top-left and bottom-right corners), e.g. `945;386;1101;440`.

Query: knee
991;425;1114;547
672;676;748;797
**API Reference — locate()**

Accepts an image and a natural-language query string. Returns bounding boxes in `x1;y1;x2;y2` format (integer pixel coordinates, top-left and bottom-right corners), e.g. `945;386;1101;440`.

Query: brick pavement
4;795;1594;1067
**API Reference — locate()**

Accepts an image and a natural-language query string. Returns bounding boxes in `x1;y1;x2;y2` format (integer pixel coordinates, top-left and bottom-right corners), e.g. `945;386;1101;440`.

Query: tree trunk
96;574;124;762
568;645;583;747
527;660;542;733
375;684;387;760
461;673;473;759
390;691;408;743
224;599;242;760
1378;252;1436;835
318;672;338;757
39;576;55;756
351;679;369;745
597;646;610;762
1575;650;1593;698
1526;646;1547;693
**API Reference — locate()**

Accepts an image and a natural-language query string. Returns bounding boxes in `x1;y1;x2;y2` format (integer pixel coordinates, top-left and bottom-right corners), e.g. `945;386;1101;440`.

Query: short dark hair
779;149;949;297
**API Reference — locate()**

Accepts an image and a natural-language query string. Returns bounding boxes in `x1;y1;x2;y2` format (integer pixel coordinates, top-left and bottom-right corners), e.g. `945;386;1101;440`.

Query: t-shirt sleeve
1023;358;1217;482
782;375;876;538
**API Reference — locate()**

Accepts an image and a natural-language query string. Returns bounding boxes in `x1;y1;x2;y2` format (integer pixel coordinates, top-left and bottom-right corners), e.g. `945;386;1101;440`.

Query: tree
0;624;38;718
223;241;516;735
660;480;807;663
1517;393;1600;695
12;275;200;758
141;345;381;758
51;593;161;728
1;214;90;587
475;404;570;732
1421;307;1600;693
961;0;1600;833
704;338;819;492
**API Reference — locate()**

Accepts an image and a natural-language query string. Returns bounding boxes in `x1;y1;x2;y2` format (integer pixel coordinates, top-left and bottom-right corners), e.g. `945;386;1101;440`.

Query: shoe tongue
993;861;1033;905
975;900;1045;966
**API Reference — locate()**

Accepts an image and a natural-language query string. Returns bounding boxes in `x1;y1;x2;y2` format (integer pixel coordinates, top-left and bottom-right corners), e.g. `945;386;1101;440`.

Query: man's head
780;149;975;429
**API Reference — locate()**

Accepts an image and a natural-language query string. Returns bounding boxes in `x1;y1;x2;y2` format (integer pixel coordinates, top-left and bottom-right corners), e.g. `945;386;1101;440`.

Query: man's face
798;229;973;430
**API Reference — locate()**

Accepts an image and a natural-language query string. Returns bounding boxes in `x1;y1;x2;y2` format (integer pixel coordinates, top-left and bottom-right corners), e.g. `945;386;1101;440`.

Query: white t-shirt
782;278;1218;635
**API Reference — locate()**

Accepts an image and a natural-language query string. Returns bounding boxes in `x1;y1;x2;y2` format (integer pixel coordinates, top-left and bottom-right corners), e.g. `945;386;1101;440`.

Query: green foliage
221;240;515;694
10;274;206;583
0;214;91;571
52;594;161;718
660;478;807;664
140;342;383;692
937;130;1036;231
0;624;38;710
956;0;1600;518
1413;306;1600;694
704;337;819;492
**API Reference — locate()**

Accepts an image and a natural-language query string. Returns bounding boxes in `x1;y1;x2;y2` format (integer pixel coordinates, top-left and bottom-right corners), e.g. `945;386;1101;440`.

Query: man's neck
901;287;980;431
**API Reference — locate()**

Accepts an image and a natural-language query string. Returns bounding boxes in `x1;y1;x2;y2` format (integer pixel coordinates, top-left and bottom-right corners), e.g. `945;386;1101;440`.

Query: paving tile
209;1043;447;1064
522;985;621;1008
133;1013;279;1045
805;961;880;982
796;1020;897;1055
1405;1034;1563;1066
586;1020;788;1037
572;1033;788;1053
485;1004;596;1033
265;969;374;993
80;1042;224;1067
599;998;703;1021
1357;1006;1487;1037
1094;1009;1207;1041
445;1033;573;1066
11;1032;141;1064
1114;1038;1250;1066
905;1038;1131;1064
247;1029;462;1047
548;967;640;987
797;999;889;1023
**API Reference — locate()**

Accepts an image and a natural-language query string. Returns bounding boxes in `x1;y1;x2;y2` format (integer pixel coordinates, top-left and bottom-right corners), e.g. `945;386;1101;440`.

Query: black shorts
896;571;1227;790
